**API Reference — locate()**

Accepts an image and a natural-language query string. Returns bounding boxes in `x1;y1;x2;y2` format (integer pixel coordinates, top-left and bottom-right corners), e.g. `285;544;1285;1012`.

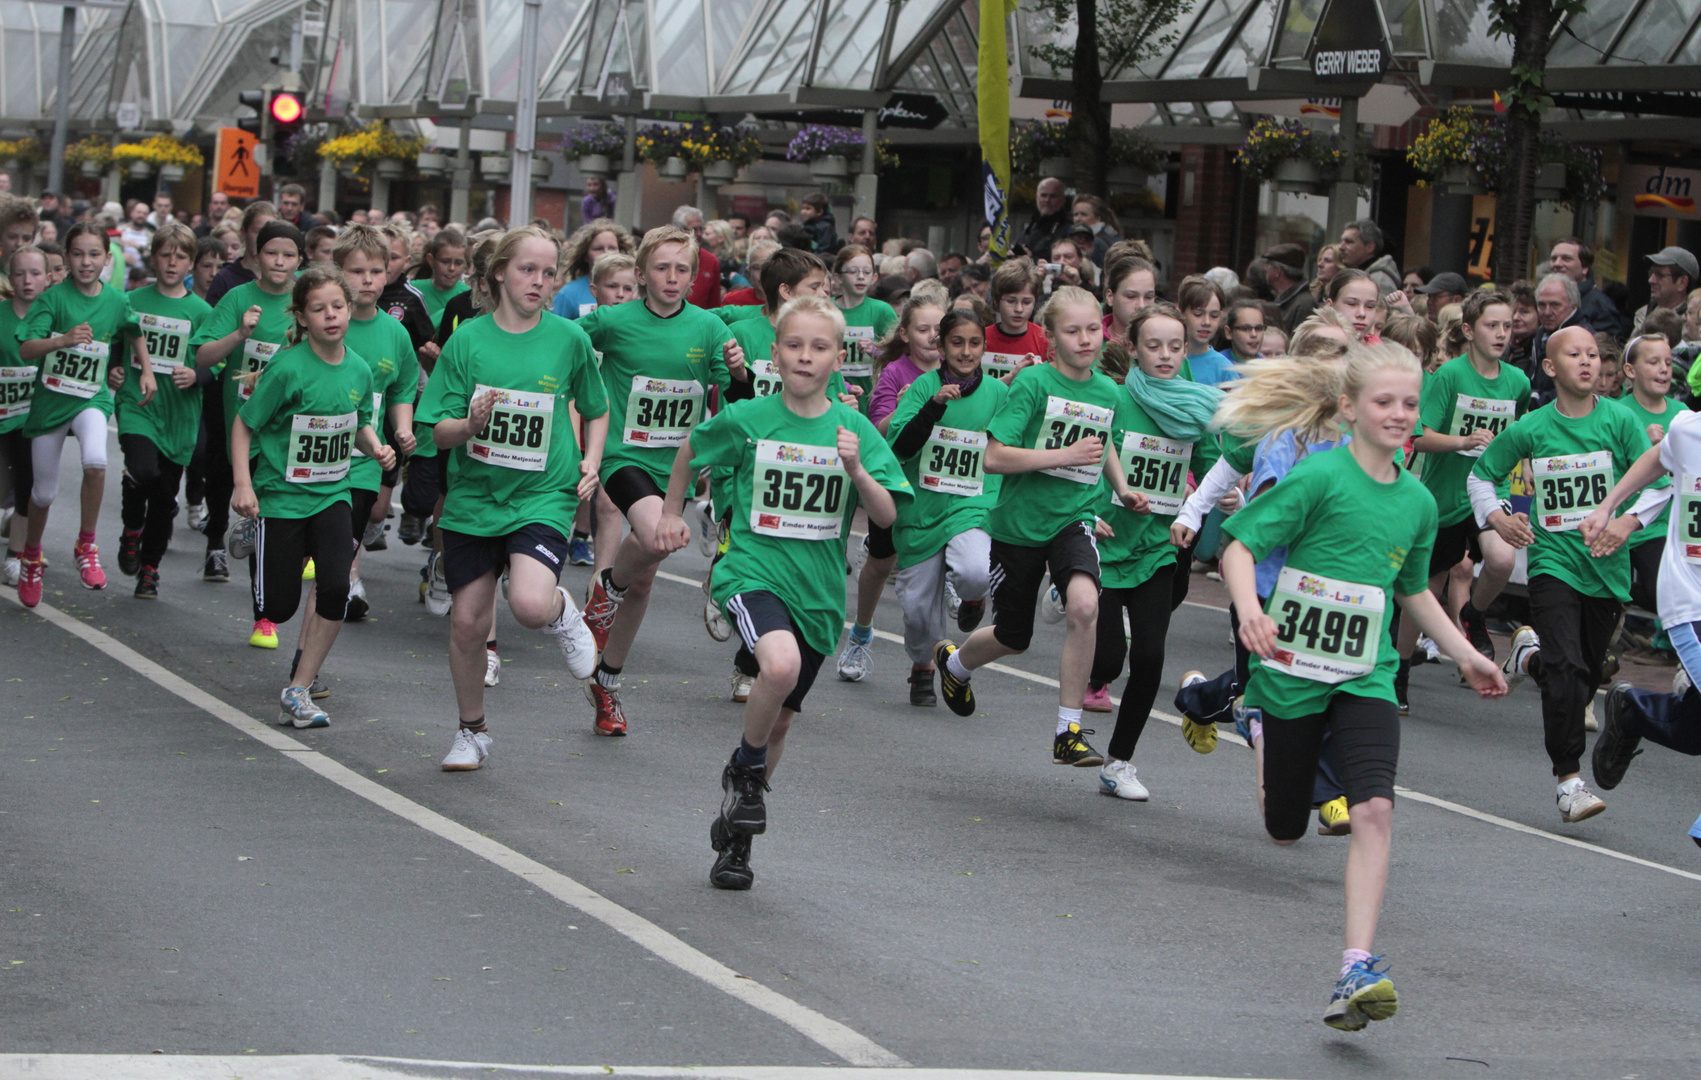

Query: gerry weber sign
1304;0;1393;84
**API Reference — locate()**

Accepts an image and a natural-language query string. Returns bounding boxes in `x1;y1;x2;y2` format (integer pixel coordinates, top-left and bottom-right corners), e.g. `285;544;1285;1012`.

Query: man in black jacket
1017;177;1070;260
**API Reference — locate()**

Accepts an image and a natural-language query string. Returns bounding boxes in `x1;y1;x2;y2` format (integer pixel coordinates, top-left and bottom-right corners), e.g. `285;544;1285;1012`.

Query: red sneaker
72;539;106;590
1083;684;1113;713
588;681;628;736
581;575;623;651
17;556;44;608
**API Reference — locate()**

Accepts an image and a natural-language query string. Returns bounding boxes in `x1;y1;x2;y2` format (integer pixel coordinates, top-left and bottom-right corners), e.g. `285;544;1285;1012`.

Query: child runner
1177;274;1230;385
1101;257;1159;350
1326;269;1380;343
837;296;944;682
417;225;606;770
833;244;897;408
1218;297;1265;373
1608;333;1683;624
114;224;212;599
1468;326;1652;823
654;295;911;889
885;308;1005;705
192;220;304;640
0;245;47;586
1393;290;1529;707
231;267;393;728
932;286;1143;768
14;222;157;606
570;252;641;573
575;225;747;736
1218;342;1504;1031
1089;304;1224;798
982;258;1048;382
410;228;470;329
551;220;634;320
180;235;229;536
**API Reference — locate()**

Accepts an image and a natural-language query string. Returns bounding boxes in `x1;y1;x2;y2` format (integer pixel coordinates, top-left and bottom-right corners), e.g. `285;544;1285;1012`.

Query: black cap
255;220;306;259
1416;271;1468;295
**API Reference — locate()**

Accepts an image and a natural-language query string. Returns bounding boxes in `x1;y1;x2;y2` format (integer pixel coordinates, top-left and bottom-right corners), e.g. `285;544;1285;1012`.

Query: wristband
1498;499;1514;518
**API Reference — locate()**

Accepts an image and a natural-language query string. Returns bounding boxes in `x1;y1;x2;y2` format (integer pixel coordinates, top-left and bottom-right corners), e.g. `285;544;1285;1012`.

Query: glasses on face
844;266;874;277
1233;323;1266;334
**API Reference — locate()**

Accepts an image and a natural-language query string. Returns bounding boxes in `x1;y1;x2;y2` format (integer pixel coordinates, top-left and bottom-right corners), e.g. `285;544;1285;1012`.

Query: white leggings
894;527;993;665
30;408;109;508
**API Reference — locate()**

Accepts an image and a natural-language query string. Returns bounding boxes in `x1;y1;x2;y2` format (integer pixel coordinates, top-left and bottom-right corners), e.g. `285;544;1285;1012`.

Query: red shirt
722;286;761;307
689;249;723;309
982;322;1050;379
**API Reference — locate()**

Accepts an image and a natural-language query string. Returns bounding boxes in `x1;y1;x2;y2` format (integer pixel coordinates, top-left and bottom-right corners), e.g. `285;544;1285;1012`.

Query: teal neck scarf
1124;366;1225;442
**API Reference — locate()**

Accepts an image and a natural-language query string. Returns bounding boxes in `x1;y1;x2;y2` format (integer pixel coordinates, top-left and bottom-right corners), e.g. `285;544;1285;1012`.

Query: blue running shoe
568;536;594;566
1232;697;1262;746
1324;957;1398;1031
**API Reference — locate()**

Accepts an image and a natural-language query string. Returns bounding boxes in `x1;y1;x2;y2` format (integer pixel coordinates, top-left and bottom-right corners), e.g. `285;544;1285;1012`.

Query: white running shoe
1558;782;1605;823
730;669;754;703
278;685;329;729
945;577;962;622
684;499;718;559
1039;580;1067;624
1502;625;1540;690
545;586;598;679
1416;634;1442;663
185;501;208;533
441;727;492;771
704;596;731;641
1585;694;1600;733
1;555;19;587
424;551;452;617
345;577;370;621
837;637;873;682
1099;759;1150;801
1675;667;1693;699
484;648;501;687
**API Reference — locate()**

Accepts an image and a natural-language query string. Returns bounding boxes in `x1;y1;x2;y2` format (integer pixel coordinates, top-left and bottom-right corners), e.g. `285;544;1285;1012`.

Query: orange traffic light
270;92;303;124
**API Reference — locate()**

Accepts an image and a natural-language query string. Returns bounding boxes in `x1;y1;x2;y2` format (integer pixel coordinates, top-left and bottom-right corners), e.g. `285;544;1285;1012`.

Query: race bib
286;412;356;484
41;341;109;400
1450;394;1515;457
1531;451;1611;532
350;392;383;458
0;365;37;420
578;302;597;318
135;312;192;376
841;327;875;378
982;352;1025;380
1117;431;1192;515
1037;395;1114;484
1677;472;1701;564
468;385;554;472
750;439;846;539
749;358;784;398
236;338;279;400
622;375;702;448
1265;567;1385;684
920;425;986;497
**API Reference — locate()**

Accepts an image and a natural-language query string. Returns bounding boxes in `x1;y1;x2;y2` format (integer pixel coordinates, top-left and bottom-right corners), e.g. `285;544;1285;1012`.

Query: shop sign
1622;164;1701;218
1305;0;1392;83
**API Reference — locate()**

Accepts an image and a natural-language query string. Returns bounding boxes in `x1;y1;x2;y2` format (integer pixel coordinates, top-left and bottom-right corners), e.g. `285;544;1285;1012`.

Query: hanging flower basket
375;157;406;179
1271;158;1323;194
1038;156;1075;183
658;155;689;182
1440;164;1488;196
701;159;737;185
1534;161;1566;201
416;151;448;177
81;161;103;178
787;125;896;176
529;157;551;179
65;135;113;178
159;163;186;183
111;134;203;180
577;153;612;179
808;154;848;183
562;123;624;174
480;155;511;177
127;159;154;179
1106;165;1147;194
318;121;427;179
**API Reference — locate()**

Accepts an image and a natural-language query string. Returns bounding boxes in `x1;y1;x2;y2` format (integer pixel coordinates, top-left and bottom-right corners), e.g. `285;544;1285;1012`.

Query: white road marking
5;593;907;1069
657;571;1701;885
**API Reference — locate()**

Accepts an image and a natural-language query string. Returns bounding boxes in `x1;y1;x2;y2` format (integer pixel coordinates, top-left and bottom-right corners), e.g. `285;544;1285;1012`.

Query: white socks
1057;705;1083;735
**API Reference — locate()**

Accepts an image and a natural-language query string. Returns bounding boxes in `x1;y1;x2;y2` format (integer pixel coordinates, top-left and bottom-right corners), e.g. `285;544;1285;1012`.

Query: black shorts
1262;693;1400;842
988;521;1101;652
252;502;356;624
1427;516;1484;578
724;590;825;713
349;486;379;541
604;464;664;516
864;522;896;560
440;523;570;593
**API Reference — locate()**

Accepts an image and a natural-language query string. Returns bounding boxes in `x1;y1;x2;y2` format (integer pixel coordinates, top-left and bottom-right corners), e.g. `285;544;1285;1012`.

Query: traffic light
268;90;305;175
270;91;303;126
237;89;266;137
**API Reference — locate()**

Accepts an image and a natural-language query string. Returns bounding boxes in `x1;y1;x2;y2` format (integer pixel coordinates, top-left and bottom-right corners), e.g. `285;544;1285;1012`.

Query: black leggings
1262;693;1400;842
1;428;32;524
250;502;355;624
118;434;186;568
1630;537;1664;615
201;384;232;552
1089;561;1175;762
401;453;441;520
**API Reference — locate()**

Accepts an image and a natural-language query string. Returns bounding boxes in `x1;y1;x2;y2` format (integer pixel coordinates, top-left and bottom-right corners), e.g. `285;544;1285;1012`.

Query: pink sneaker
1083;683;1113;712
72;540;106;590
17;556;44;608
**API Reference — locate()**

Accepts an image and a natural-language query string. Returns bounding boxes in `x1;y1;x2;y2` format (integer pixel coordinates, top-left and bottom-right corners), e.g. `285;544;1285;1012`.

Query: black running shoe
909;670;937;707
957;598;985;633
1459;603;1494;661
709;815;754;890
933;639;976;716
1591;682;1643;791
1053;723;1105;767
117;532;141;577
398;512;425;546
203;549;229;582
1394;658;1411;716
133;564;159;600
719;754;770;835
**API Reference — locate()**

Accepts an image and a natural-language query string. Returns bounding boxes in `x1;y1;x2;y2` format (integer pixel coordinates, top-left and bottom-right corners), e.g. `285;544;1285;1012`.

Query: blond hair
1215;341;1421;447
148;222;197;261
483;226;559;307
467;232;500;315
331;223;391;268
1040;285;1100;350
634;225;698;290
281;266;352;350
590;251;637;285
873;295;946;381
1289;307;1352;359
775;294;847;342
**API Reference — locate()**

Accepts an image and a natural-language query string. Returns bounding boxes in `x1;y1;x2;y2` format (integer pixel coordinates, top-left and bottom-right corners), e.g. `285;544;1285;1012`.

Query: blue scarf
1124;366;1225;443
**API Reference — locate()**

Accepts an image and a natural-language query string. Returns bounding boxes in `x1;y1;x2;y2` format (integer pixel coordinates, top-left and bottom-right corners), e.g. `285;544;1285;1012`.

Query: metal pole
450;116;472;225
46;5;75;196
509;0;542;225
1326;96;1360;245
618;114;640;231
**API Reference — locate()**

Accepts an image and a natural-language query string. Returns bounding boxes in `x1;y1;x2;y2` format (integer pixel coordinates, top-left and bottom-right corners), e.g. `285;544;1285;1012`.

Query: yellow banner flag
979;0;1019;264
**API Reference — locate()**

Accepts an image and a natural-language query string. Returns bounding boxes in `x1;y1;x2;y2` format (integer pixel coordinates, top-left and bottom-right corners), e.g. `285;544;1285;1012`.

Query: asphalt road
3;429;1700;1080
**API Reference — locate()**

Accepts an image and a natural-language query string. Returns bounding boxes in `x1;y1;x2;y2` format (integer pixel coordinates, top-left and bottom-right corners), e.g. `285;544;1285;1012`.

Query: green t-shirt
709;304;767;325
838;297;897;410
16;280;139;435
416;311;609;539
1473;399;1652;600
1219;430;1257;475
190;280;294;442
0;301;36;437
341;312;420;492
690;393;912;655
1418;354;1533;527
577;300;733;488
413;278;469;330
116;286;213;465
1224;445;1438;718
884;370;1008;568
1608;393;1683;548
985;362;1122;547
1100;391;1218;588
237;341;375;520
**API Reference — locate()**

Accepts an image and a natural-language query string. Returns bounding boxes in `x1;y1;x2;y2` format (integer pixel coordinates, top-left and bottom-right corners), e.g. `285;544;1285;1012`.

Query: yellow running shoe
249;618;279;649
1317;796;1352;836
1181;716;1217;754
302;558;316;581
